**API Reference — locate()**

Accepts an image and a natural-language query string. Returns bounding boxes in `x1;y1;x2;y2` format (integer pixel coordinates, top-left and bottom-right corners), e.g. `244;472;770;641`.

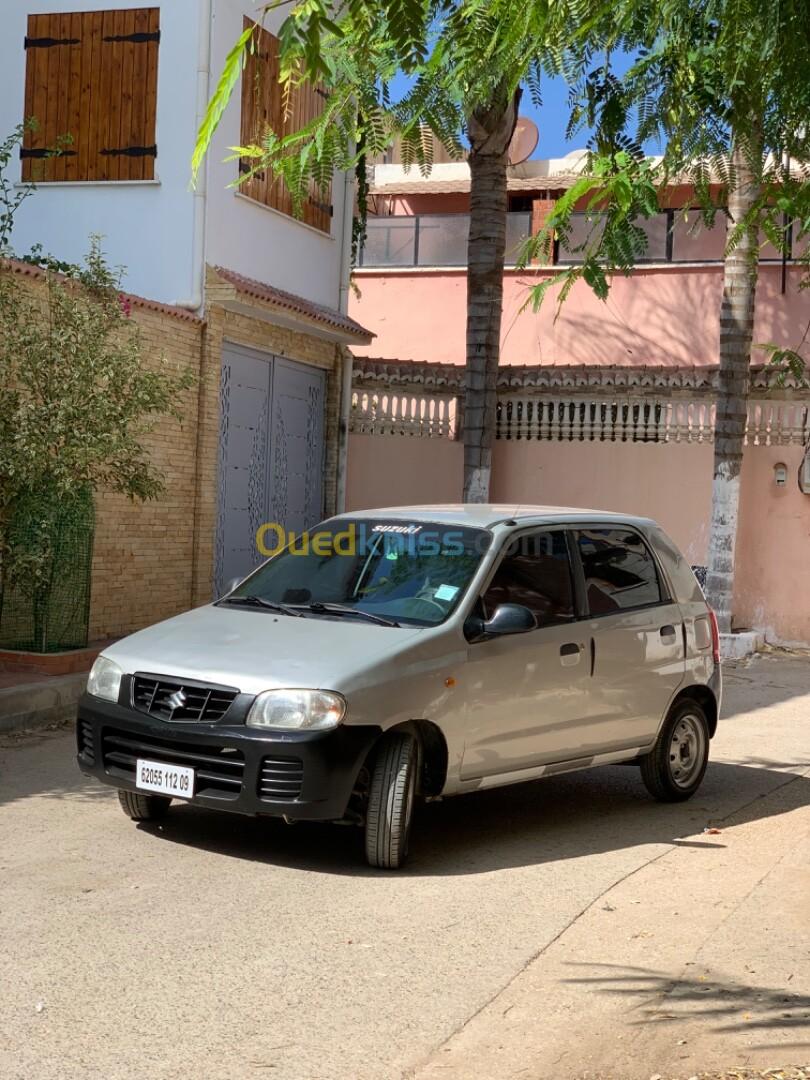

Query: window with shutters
239;18;333;234
21;8;159;182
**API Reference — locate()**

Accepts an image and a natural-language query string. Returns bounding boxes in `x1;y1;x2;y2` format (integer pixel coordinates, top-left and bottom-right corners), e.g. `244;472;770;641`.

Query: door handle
660;624;677;639
560;642;582;667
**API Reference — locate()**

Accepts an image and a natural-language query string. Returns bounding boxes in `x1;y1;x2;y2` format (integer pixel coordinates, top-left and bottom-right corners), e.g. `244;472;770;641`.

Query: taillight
708;608;720;664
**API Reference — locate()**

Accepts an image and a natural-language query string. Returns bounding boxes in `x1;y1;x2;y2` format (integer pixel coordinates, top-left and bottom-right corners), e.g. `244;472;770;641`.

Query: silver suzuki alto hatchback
77;506;721;868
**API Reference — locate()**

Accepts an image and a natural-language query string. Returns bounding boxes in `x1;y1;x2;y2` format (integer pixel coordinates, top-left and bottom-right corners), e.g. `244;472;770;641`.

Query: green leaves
522;151;663;314
0;124;37;255
757;343;809;387
191;24;254;186
0;239;195;526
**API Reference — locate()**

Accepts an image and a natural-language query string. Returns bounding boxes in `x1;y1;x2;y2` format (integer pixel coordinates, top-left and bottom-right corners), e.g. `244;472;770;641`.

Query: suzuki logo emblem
167;689;187;711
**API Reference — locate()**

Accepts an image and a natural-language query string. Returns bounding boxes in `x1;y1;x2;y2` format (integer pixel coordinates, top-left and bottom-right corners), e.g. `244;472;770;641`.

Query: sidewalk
413;653;810;1080
0;671;87;734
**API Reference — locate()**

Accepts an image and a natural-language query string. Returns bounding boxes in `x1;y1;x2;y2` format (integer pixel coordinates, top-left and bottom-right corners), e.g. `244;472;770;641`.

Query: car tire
117;789;172;821
364;732;418;869
641;699;710;802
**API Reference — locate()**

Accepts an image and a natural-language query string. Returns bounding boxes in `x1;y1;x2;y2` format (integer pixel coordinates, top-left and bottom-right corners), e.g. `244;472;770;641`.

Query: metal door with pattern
214;344;325;596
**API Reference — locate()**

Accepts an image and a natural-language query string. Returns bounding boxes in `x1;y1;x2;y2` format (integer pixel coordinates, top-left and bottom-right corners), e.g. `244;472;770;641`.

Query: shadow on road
561;961;810;1049
124;760;810;877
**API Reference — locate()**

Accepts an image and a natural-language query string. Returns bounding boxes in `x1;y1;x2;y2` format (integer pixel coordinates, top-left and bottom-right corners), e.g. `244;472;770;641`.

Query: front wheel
117;789;172;821
364;733;418;869
641;700;710;802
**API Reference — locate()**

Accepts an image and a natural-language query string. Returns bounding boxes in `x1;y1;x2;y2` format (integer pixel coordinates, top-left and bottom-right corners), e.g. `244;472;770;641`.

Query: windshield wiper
219;594;303;616
297;602;400;628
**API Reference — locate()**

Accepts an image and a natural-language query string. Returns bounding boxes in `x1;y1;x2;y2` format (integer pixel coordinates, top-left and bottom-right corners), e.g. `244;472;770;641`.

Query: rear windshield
228;519;491;626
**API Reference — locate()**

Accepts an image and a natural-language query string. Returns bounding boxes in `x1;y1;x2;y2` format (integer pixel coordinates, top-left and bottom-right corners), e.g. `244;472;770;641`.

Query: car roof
343;504;657;531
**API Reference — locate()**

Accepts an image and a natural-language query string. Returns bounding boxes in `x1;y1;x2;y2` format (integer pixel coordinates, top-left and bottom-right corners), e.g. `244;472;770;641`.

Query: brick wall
89;306;204;639
1;262;345;643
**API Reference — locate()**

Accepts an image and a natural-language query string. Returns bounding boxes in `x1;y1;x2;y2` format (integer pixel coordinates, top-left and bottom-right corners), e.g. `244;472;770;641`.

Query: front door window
481;530;575;625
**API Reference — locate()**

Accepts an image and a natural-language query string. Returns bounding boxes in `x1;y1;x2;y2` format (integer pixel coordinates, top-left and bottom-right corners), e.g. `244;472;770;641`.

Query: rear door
573;525;685;754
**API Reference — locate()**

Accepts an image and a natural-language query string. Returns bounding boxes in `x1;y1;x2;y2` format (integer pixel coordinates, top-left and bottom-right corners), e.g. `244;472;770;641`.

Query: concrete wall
350;264;809;368
346;432;810;644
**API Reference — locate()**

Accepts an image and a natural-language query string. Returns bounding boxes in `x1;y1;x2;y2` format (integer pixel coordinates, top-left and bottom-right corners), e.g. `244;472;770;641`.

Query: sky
391;51;661;162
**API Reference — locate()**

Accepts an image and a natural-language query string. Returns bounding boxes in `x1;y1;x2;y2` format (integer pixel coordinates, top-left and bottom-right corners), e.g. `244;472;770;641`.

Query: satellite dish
508;117;539;166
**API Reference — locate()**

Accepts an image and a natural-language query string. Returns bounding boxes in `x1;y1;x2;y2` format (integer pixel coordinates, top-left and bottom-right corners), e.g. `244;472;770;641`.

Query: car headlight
246;689;346;731
87;656;123;702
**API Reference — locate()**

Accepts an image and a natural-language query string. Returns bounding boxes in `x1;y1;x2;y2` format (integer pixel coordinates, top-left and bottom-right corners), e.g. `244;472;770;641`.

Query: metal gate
214;343;325;596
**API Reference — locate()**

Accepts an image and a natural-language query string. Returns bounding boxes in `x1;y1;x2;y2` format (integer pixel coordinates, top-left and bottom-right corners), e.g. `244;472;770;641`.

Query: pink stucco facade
351;263;810;368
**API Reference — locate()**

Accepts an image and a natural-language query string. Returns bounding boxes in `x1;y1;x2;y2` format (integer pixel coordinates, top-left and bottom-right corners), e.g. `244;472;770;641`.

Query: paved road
1;654;809;1080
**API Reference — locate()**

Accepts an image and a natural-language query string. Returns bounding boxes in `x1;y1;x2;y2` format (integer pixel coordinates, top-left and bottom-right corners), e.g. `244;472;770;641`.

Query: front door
214;344;325;596
460;529;592;780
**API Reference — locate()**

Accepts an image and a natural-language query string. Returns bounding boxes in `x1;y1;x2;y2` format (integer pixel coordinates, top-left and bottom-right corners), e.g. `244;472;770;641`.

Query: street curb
0;673;86;735
719;629;765;659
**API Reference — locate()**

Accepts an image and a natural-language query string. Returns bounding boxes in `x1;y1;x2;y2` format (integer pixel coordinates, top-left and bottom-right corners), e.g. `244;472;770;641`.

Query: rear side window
482;530;574;626
648;525;705;604
576;529;662;614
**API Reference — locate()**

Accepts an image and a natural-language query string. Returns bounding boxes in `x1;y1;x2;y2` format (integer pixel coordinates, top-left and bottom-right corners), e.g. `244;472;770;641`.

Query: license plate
135;758;195;799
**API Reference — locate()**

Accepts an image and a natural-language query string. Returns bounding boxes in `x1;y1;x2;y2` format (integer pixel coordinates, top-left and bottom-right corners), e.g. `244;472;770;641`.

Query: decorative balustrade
496;397;810;444
351;388;810;446
351;390;458;438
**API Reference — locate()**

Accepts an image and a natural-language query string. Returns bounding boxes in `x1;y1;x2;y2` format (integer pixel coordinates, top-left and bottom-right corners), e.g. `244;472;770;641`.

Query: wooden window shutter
240;18;333;234
22;8;160;182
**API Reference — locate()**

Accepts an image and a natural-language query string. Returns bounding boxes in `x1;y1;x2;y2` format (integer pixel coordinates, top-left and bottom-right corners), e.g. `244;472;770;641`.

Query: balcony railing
358;210;807;268
358;212;531;268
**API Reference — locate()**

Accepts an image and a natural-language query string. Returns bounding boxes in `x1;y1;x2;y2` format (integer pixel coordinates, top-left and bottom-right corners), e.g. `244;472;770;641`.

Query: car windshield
225;519;491;627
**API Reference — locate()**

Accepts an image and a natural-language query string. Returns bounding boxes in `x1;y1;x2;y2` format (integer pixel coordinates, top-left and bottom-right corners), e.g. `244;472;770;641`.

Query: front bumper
76;692;381;821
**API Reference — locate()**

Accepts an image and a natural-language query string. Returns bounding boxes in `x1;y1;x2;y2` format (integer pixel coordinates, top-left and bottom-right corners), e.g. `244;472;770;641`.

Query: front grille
131;674;238;723
258;756;304;801
77;719;95;764
102;728;245;799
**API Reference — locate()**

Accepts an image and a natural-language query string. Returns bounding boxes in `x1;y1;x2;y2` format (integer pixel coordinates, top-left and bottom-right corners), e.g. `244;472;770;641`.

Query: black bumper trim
76;692;381;821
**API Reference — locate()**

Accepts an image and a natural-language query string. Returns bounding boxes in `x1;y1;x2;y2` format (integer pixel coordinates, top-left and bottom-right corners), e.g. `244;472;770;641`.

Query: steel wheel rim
668;713;706;788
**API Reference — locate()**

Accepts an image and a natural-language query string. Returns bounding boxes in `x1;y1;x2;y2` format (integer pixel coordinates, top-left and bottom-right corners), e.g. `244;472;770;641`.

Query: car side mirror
464;603;537;642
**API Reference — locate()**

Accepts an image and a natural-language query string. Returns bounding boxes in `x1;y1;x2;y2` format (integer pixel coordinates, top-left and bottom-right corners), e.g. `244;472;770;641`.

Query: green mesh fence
0;486;94;653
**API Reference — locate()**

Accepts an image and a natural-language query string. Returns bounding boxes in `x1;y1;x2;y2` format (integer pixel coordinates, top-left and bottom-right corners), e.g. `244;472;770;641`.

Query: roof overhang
210;266;374;345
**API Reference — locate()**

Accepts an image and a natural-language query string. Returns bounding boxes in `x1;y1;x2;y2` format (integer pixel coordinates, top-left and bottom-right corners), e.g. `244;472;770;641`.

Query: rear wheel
364;732;418;869
641;700;709;802
117;789;172;821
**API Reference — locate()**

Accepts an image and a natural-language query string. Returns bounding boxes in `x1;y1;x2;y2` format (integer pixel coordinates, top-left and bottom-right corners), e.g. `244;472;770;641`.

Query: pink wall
350;264;810;367
346;433;810;643
490;440;714;565
346;434;463;510
735;444;810;643
377;195;471;215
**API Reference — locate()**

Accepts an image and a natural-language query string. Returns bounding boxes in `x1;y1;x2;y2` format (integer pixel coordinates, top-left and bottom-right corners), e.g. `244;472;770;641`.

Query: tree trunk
462;88;519;503
705;135;762;632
